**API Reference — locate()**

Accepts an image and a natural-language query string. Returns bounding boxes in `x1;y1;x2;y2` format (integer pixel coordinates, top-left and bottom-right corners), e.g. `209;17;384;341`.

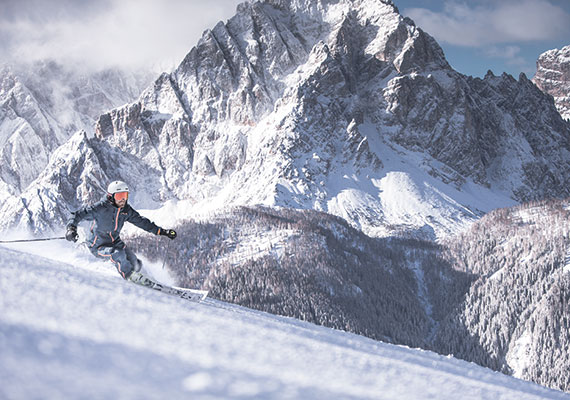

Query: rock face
2;0;570;238
532;45;570;121
0;61;153;200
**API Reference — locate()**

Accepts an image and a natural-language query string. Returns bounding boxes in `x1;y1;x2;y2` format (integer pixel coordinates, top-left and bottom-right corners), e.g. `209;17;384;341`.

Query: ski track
1;244;568;400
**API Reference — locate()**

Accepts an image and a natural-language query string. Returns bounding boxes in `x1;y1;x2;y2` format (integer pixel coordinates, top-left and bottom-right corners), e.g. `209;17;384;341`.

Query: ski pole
162;237;172;270
0;236;66;244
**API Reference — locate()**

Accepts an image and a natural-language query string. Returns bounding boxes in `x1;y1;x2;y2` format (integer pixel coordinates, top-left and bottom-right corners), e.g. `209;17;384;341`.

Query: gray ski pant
90;244;138;279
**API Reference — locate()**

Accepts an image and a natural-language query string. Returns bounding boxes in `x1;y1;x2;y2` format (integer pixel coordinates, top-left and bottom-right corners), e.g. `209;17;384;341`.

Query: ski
128;272;208;302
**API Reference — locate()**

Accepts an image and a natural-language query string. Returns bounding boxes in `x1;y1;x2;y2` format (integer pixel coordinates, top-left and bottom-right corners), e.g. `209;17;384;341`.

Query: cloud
483;46;527;66
0;0;243;72
404;0;570;47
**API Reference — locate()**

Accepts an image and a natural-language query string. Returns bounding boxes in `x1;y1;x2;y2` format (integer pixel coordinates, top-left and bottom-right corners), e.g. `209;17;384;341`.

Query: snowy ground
1;242;568;399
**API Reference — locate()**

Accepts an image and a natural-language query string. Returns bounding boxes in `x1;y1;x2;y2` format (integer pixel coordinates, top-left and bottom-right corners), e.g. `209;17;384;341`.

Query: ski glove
66;225;79;242
160;228;177;240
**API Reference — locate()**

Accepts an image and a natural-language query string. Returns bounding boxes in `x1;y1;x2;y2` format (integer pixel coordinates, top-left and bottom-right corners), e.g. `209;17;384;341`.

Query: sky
0;0;243;72
397;0;570;77
0;0;569;78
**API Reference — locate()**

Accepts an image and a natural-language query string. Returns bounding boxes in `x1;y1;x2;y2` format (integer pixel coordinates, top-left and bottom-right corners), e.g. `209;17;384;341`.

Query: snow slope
1;243;568;399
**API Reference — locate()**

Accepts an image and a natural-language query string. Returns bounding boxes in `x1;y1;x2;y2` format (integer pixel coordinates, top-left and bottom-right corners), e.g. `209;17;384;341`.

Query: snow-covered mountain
2;1;569;394
0;60;153;202
1;243;568;399
533;45;570;121
3;0;569;238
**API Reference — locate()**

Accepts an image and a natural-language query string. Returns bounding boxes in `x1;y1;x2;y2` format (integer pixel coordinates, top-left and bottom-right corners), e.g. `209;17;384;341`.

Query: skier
65;180;177;280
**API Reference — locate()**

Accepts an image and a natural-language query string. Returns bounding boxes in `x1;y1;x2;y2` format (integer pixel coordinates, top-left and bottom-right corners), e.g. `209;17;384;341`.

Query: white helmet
107;180;129;194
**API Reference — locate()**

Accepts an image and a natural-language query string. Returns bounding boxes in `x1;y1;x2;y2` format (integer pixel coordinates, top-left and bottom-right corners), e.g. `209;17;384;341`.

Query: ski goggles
114;191;129;201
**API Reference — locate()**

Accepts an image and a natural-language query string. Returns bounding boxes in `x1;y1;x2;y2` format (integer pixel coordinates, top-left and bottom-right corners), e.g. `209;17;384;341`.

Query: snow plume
0;0;243;72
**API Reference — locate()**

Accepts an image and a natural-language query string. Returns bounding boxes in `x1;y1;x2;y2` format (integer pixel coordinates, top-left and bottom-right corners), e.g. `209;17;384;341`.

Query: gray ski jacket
67;197;161;251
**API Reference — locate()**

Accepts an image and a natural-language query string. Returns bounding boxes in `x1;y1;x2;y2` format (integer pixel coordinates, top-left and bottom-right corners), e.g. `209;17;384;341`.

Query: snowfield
1;242;568;400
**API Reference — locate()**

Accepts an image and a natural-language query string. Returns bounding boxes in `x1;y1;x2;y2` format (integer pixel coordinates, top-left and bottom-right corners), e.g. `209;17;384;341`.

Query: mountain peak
532;44;570;121
263;0;396;11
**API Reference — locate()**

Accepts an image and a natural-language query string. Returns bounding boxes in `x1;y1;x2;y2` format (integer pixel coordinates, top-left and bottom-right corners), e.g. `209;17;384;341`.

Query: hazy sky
0;0;243;72
1;0;569;78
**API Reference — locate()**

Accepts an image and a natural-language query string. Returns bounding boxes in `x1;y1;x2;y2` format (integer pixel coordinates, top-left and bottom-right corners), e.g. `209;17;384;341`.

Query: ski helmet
107;180;129;194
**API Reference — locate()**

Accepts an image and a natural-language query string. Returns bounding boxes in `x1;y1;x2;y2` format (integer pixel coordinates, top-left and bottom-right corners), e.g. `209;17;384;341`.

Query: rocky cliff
532;45;570;121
